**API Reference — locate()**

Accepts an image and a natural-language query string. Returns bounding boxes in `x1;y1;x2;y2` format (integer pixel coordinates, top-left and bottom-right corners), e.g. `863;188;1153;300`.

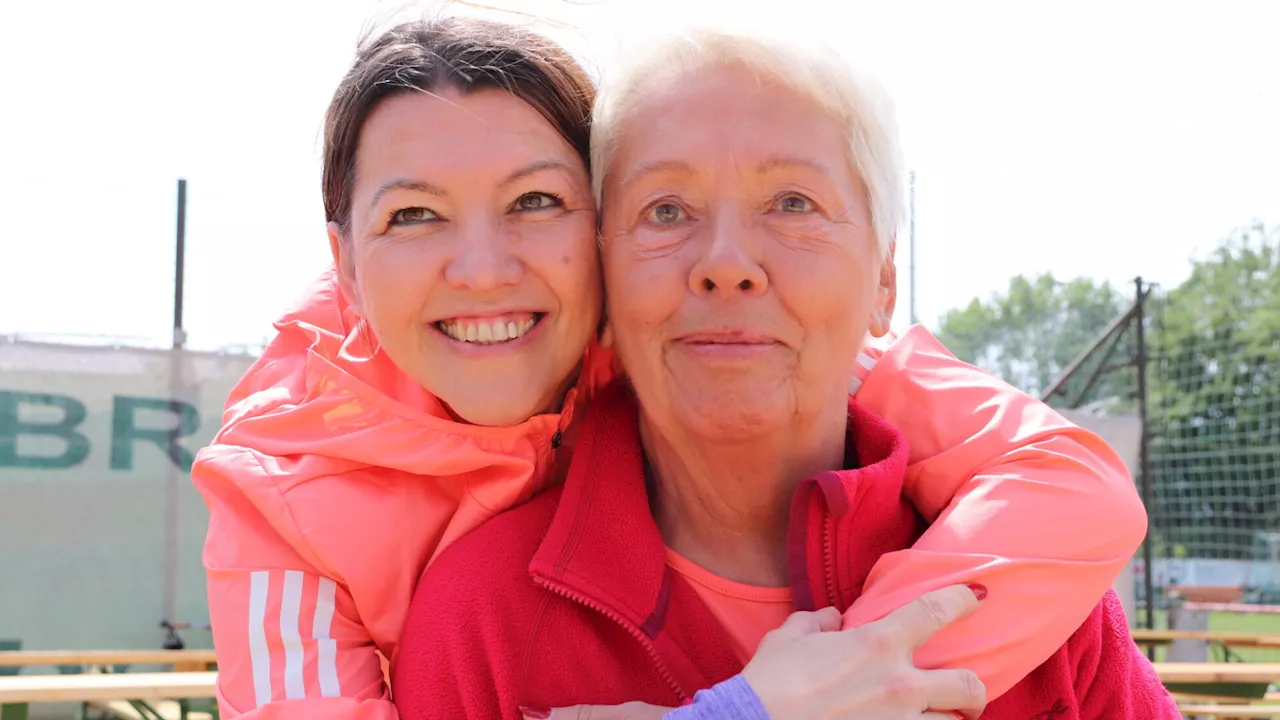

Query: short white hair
591;26;904;258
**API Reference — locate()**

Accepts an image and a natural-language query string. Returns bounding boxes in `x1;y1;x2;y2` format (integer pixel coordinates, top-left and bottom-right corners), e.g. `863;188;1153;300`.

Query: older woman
391;27;1179;720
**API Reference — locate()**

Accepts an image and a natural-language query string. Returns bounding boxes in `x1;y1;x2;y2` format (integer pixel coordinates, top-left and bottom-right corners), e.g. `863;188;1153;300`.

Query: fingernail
519;707;551;719
967;583;988;601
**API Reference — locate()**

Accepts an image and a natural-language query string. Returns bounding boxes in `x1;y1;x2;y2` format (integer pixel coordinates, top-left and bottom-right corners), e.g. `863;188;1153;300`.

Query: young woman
193;15;1147;720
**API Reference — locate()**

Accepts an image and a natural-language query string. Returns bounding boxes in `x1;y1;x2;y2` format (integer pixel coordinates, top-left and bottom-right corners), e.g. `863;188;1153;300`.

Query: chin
446;394;545;427
675;402;786;442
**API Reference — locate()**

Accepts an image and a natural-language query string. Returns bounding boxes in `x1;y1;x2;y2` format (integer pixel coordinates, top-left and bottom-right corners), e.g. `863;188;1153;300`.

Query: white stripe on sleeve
280;570;306;700
248;570;272;707
313;577;341;698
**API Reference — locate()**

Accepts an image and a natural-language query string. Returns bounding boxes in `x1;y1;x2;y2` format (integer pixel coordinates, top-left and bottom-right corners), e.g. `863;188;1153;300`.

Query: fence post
1134;277;1157;642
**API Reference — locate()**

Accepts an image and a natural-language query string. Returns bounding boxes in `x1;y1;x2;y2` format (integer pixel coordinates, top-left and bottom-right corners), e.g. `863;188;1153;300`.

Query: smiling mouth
435;313;543;345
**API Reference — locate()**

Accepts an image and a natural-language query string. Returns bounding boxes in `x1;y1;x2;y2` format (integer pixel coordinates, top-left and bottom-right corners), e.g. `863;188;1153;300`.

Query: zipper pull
551;429;562;450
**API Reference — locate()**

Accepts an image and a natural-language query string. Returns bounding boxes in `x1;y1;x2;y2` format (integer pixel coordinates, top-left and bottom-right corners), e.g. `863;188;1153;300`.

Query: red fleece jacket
393;382;1178;719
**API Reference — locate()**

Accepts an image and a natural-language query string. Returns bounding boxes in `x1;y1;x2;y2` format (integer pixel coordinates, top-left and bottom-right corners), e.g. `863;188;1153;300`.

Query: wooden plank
1134;630;1280;647
0;672;216;703
1175;704;1280;718
0;651;216;669
1156;663;1280;684
89;699;214;720
1184;602;1280;615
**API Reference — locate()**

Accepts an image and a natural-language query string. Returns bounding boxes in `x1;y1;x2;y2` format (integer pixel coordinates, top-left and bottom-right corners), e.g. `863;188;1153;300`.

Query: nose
689;206;768;298
442;219;523;291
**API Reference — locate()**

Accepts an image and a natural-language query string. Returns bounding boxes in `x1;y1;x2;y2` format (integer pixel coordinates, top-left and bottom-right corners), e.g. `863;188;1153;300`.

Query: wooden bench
1158;662;1280;706
91;699;214;720
0;650;217;673
0;671;217;720
1157;663;1280;684
1177;704;1280;719
1168;586;1247;604
1135;630;1280;649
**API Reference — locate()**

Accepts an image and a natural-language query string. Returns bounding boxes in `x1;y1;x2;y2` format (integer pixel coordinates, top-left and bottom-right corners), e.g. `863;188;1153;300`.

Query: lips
677;330;780;346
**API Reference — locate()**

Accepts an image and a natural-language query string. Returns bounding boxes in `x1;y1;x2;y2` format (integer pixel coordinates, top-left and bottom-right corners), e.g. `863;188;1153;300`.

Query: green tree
1147;222;1280;560
935;273;1128;397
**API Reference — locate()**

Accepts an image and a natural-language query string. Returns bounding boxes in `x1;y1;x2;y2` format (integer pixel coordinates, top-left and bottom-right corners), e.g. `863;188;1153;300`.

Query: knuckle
880;670;921;704
961;671;987;706
862;625;898;655
917;593;952;628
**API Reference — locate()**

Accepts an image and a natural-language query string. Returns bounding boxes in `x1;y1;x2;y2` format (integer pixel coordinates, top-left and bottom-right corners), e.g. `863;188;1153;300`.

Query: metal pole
908;170;916;325
173;179;187;349
163;178;188;627
1134;276;1157;643
1040;300;1140;403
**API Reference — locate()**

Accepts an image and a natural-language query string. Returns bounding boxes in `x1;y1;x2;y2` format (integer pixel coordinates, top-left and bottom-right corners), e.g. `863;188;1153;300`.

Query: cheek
603;247;685;329
520;215;603;318
355;243;439;325
771;246;876;340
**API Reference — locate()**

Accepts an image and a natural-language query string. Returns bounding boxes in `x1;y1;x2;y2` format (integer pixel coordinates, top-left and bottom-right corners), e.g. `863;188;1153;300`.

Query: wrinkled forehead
598;63;867;223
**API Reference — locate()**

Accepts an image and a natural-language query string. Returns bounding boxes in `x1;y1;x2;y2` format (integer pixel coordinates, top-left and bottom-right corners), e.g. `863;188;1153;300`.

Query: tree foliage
936;222;1280;561
935;273;1128;397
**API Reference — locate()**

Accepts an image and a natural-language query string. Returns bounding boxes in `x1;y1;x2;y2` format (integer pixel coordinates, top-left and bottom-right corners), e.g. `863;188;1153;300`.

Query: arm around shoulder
196;446;397;719
847;327;1148;698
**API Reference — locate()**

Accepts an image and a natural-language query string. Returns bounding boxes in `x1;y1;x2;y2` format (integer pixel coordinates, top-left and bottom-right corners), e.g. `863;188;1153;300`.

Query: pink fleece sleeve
843;327;1148;700
195;446;398;720
1072;592;1181;718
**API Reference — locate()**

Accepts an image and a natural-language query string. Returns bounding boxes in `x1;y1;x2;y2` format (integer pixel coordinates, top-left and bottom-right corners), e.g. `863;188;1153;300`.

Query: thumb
532;701;674;720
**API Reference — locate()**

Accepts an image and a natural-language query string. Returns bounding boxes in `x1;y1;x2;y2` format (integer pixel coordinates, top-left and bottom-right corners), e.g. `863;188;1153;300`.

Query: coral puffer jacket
193;268;1146;719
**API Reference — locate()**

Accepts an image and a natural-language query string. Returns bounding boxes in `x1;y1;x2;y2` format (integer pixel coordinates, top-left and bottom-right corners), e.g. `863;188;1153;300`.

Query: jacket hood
209;266;614;478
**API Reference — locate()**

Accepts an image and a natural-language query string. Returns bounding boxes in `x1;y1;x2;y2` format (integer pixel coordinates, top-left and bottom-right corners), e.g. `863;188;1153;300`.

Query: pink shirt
666;549;795;663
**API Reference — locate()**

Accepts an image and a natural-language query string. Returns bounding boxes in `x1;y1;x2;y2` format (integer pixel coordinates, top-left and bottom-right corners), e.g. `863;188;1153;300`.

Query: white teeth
439;316;539;345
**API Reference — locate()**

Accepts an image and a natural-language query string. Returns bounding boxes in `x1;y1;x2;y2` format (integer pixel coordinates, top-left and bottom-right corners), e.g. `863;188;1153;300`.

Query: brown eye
646;202;684;225
515;193;562;211
390;207;437;224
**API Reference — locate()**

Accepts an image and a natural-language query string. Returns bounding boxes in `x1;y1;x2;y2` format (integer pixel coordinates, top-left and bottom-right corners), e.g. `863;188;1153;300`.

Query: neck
643;401;848;587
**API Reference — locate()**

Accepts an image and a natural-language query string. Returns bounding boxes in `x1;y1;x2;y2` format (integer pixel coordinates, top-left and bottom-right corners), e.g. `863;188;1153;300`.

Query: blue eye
389;207;438;225
646;202;684;224
775;194;814;213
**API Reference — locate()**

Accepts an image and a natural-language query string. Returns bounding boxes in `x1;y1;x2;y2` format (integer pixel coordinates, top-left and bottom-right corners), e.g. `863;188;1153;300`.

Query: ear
328;221;365;316
868;237;898;338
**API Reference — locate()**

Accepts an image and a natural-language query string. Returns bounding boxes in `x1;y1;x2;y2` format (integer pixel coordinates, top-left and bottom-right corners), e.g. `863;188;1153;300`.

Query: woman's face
600;64;896;441
331;88;601;426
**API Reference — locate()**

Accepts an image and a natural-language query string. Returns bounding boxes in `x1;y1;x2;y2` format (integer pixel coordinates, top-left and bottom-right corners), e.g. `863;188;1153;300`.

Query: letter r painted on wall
111;396;199;472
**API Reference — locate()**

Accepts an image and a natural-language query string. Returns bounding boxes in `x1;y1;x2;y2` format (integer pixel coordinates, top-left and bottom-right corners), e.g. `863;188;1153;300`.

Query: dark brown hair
322;16;596;234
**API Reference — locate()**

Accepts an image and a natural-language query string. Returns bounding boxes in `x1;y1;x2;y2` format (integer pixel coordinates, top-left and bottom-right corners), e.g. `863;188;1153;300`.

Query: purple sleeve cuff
662;674;770;720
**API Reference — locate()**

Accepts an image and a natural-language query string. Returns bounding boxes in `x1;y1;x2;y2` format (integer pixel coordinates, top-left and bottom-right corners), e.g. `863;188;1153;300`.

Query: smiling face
600;64;897;441
330;88;602;426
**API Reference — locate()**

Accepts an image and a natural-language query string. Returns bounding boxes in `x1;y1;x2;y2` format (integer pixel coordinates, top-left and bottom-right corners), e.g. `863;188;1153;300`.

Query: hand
522;701;672;719
742;584;987;720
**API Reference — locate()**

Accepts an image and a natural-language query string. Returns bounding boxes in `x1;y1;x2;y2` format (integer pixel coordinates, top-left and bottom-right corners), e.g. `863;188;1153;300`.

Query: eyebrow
499;159;574;188
368;159;574;210
369;179;445;210
755;156;833;176
619;160;697;191
618;156;833;191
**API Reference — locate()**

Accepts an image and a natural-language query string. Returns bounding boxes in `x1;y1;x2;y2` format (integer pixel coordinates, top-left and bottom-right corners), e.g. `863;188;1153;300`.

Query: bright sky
2;0;1278;351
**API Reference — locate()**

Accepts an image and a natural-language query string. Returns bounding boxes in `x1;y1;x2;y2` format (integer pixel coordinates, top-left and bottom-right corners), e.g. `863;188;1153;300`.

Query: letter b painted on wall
0;391;91;469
